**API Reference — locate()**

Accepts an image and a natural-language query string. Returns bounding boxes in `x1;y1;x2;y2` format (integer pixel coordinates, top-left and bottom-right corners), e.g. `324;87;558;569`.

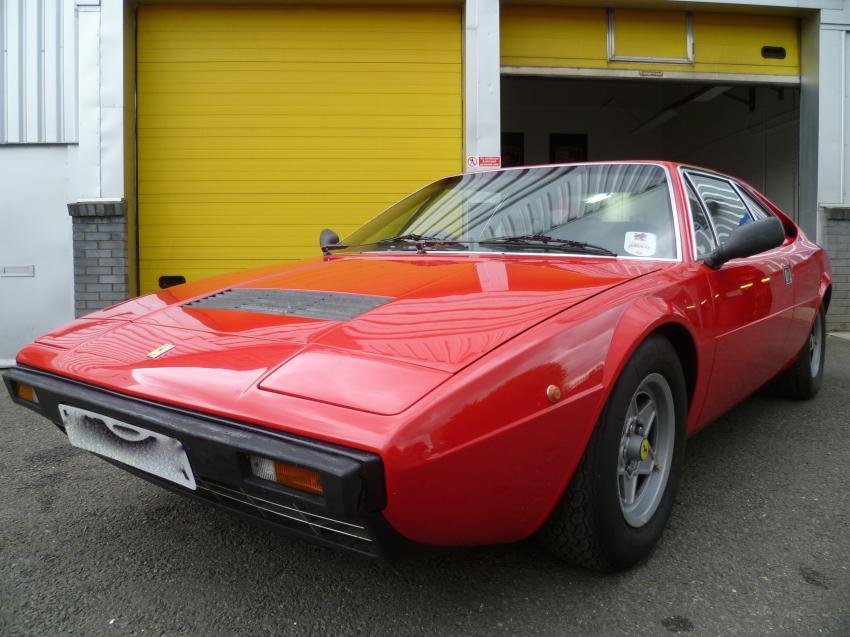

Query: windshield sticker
624;231;657;257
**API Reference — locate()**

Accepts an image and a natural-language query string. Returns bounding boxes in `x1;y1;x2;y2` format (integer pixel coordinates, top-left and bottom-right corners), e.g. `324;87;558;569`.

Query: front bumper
3;366;405;558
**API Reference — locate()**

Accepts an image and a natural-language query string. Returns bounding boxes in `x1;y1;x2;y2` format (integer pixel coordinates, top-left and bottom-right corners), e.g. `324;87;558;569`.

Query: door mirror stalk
320;228;340;255
704;217;785;269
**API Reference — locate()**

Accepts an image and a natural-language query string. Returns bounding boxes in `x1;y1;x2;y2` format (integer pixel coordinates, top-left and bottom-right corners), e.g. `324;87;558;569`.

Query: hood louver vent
184;289;392;321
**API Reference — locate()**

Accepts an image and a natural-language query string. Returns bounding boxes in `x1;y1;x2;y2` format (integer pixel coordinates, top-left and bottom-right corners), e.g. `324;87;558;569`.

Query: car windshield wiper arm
323;233;468;255
479;234;618;257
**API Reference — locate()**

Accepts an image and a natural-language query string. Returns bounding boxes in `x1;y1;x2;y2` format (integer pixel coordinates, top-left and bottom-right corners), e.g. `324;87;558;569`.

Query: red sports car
4;161;831;571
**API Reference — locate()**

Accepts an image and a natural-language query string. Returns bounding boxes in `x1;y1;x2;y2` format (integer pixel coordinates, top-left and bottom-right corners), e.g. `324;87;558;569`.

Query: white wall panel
464;0;501;171
0;0;76;144
0;146;74;364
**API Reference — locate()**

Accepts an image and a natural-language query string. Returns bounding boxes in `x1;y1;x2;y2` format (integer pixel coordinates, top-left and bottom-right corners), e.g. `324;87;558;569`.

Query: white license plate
59;404;196;490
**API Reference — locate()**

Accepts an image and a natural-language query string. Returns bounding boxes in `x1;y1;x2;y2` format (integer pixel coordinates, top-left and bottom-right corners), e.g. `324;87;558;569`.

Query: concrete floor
1;339;849;636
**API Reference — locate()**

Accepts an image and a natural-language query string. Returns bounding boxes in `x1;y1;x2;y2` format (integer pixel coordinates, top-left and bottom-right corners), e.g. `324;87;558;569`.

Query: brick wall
68;200;129;318
823;207;850;331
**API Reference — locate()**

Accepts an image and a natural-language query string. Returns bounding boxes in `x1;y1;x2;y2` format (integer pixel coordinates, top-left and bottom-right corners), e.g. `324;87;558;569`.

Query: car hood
24;255;661;417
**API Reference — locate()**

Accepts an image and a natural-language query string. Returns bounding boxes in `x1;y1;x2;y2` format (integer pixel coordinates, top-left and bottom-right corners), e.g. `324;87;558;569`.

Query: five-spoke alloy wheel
618;373;675;528
539;334;687;571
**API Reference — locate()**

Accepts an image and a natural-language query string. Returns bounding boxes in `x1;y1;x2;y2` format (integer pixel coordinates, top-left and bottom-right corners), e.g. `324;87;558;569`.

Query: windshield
341;163;677;259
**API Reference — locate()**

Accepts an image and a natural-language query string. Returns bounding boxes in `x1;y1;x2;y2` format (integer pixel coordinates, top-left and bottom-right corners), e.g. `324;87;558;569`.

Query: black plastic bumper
3;365;406;558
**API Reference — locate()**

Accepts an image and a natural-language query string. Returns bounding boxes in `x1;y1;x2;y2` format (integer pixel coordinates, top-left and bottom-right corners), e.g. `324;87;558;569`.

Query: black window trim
682;173;719;261
681;167;757;259
681;168;731;261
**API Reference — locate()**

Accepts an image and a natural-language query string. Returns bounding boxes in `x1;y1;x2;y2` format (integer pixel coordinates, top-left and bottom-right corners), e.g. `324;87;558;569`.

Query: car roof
462;160;731;181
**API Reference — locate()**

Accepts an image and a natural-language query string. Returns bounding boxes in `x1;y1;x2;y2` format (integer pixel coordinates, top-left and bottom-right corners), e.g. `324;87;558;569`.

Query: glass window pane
688;174;752;244
685;181;717;258
345;164;678;259
737;187;772;220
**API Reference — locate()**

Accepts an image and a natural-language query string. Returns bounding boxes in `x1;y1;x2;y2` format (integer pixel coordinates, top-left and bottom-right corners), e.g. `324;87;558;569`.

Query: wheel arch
652;322;698;408
602;304;699;407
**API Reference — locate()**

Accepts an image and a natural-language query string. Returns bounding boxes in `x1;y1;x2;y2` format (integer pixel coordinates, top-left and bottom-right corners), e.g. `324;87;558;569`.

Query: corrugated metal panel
501;7;800;79
1;0;76;144
137;5;462;293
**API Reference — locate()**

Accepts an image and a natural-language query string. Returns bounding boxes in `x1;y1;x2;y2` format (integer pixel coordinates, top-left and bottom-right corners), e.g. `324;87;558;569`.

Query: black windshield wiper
377;233;462;247
479;234;617;257
324;233;468;255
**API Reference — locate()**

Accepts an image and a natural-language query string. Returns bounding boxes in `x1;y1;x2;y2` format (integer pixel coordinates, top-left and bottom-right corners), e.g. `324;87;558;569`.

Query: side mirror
319;228;340;255
704;216;785;269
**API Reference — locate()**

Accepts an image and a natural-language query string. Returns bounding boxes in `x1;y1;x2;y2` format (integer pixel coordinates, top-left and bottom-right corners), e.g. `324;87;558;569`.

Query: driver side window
688;174;752;244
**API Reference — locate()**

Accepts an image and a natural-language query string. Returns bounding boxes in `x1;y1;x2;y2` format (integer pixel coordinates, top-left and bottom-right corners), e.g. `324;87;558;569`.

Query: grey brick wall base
823;207;850;331
69;200;129;318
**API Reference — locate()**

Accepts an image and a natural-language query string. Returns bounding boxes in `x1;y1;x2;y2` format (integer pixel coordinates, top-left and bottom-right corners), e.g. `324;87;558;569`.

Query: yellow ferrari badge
147;343;175;359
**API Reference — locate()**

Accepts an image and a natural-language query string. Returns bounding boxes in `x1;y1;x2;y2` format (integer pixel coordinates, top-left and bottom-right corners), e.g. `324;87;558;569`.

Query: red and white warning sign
467;156;502;169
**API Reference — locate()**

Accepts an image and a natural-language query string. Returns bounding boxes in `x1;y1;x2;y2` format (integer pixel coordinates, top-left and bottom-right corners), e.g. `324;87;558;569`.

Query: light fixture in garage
693;86;732;102
632;85;731;134
632;109;679;134
585;193;614;205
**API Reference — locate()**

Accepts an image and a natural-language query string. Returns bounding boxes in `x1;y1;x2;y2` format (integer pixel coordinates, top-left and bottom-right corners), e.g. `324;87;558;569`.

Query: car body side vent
184;288;392;321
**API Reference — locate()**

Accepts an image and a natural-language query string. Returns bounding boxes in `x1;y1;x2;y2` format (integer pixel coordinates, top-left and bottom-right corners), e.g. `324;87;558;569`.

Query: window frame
682;176;719;261
680;167;758;260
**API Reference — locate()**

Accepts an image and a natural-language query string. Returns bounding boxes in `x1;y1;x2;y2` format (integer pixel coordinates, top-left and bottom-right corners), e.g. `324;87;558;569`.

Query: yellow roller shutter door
137;5;462;293
501;7;800;81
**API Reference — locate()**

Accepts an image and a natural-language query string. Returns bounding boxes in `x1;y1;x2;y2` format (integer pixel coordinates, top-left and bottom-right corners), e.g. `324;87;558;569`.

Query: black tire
538;334;688;571
767;305;826;400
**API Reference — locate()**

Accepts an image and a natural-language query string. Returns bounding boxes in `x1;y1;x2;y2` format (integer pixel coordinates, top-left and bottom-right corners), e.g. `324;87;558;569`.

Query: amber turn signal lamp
249;455;324;496
15;382;38;404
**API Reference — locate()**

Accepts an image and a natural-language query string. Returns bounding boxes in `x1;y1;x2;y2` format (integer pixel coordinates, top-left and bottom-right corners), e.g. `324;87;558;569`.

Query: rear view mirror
704;216;785;269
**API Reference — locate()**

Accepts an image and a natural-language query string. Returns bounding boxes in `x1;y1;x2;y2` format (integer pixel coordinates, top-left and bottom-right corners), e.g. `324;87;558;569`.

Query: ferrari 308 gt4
4;161;831;571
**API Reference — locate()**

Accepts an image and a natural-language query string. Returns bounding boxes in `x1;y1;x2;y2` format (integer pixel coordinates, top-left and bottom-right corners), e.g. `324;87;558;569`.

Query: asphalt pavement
1;338;849;636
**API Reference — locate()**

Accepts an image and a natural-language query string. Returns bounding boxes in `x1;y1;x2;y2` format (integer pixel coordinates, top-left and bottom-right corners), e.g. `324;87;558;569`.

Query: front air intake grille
184;288;392;321
196;478;375;554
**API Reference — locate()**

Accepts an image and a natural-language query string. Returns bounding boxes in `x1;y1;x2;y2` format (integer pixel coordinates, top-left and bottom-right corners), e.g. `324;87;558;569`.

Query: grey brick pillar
823;207;850;331
68;200;129;318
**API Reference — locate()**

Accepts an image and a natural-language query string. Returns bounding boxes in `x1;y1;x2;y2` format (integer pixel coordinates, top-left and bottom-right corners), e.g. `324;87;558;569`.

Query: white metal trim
500;65;801;86
463;0;501;172
0;0;5;143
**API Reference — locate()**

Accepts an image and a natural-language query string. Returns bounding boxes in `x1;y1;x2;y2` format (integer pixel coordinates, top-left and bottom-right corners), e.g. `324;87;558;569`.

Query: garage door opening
501;76;800;218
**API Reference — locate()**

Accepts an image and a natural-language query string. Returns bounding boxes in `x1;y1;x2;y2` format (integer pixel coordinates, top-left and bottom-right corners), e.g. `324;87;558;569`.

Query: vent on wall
761;46;787;60
184;289;392;321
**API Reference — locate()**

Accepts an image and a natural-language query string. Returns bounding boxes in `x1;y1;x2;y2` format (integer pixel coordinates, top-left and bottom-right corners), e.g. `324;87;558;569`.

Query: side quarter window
688;173;752;244
685;181;717;259
736;186;773;220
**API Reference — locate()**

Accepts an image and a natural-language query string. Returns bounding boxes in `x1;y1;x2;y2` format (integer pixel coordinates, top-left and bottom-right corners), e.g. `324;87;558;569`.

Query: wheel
768;304;826;400
538;334;688;571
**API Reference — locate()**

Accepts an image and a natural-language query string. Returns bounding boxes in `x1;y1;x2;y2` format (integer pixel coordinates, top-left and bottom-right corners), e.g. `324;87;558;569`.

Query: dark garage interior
501;76;800;219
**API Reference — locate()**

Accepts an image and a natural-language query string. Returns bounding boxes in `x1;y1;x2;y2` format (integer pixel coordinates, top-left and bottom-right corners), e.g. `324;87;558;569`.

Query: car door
684;171;795;423
735;184;818;355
